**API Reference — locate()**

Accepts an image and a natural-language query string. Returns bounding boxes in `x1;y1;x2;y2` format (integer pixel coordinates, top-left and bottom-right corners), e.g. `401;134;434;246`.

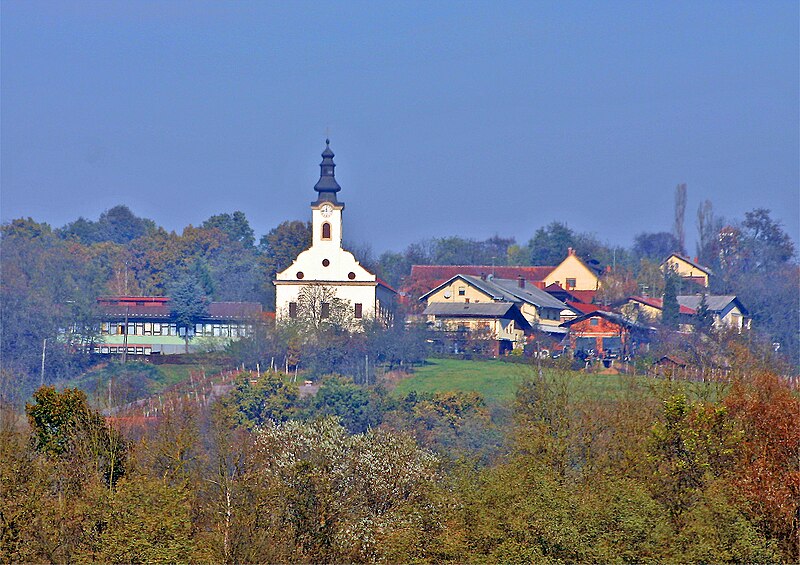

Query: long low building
93;296;265;355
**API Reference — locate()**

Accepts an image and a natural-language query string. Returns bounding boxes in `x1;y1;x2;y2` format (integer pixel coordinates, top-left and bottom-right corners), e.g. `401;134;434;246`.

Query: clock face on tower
320;204;333;218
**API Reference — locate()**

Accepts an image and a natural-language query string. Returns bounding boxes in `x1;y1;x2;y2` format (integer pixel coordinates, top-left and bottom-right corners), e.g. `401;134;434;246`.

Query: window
289;302;298;318
135;323;144;335
590;318;599;326
458;286;466;296
322;222;331;240
321;302;330;319
354;303;363;318
196;323;204;336
566;278;577;290
153;323;161;335
144;322;152;336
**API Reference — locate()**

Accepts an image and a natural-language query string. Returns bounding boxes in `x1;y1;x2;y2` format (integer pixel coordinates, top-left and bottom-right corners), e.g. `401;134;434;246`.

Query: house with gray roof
419;273;568;335
677;294;750;331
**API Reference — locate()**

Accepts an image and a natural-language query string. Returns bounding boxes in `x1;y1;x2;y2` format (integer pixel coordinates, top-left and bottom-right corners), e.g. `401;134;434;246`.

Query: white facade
274;143;394;326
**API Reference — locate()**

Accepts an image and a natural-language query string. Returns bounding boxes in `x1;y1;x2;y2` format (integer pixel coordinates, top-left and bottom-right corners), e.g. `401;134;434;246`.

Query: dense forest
1;204;798;562
1;346;798;562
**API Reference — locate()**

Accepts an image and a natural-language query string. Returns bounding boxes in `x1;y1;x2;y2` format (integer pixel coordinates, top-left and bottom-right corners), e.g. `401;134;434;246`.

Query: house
543;247;601;291
423;301;532;355
661;253;712;288
274;141;396;327
94;296;264;356
419;273;568;335
618;295;697;330
561;311;654;359
406;247;602;301
677;294;750;331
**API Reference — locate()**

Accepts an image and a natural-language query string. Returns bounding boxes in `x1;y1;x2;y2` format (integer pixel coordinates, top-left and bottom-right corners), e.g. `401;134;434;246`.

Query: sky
2;1;798;255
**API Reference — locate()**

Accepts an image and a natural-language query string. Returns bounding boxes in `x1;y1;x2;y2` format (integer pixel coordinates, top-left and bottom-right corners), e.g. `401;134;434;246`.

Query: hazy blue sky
2;1;798;254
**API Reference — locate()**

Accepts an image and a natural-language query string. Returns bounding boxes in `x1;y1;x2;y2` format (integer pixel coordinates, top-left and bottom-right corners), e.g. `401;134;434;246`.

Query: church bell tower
311;139;345;248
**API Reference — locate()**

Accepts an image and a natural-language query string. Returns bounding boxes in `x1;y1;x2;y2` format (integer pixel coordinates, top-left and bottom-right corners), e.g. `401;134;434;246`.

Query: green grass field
391;358;724;404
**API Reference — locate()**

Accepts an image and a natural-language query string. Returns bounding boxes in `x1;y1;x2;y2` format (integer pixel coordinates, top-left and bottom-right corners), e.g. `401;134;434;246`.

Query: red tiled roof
408;265;554;289
567;289;597;303
566;301;610;315
630;296;696;315
376;277;398;293
97;297;263;319
542;284;596;304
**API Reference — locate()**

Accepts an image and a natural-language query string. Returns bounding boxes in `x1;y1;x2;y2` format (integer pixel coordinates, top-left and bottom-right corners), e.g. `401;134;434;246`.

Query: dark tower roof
312;139;342;205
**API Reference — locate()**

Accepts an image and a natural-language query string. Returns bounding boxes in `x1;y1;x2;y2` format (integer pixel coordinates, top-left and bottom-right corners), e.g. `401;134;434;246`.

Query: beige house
419;274;567;333
618;295;697;331
544;247;600;291
423;302;531;354
661;254;711;288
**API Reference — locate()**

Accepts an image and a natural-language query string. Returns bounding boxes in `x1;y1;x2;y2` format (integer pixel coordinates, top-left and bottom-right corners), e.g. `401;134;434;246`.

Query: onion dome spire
312;138;341;204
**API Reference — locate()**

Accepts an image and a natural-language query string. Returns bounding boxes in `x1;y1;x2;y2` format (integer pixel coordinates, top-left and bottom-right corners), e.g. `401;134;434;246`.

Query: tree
168;274;211;352
26;386;126;487
661;268;680;329
647;395;740;526
693;294;713;333
696;199;721;268
311;376;384;433
724;364;800;561
674;183;687;254
633;232;680;261
293;284;353;335
224;373;300;428
202;211;255;248
59;205;156;245
259;221;312;307
740;208;795;271
528;222;576;265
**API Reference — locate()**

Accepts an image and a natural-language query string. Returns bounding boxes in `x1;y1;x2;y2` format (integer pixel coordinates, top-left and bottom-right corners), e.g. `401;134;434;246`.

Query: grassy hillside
66;360;224;407
391;358;724;404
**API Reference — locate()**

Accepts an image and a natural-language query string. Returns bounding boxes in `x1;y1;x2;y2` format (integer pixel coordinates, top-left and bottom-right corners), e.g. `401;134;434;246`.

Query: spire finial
313;137;341;203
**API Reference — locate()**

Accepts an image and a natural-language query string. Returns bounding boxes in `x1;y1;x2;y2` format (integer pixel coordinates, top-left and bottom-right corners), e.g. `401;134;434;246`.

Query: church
274;141;396;327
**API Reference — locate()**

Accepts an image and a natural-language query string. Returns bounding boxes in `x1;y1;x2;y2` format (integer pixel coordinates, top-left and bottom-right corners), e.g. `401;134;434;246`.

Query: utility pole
122;305;130;364
40;338;47;387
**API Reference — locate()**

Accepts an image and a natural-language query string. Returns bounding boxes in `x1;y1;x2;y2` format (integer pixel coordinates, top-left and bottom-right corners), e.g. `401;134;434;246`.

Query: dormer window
322;222;331;240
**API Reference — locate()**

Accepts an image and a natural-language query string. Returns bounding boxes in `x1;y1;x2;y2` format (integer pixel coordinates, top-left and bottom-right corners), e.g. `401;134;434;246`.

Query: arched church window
322;222;331;240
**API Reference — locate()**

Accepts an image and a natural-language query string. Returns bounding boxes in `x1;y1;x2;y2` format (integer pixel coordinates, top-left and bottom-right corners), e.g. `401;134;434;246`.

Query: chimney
480;272;487;281
518;276;525;288
694;256;699;263
567;247;575;256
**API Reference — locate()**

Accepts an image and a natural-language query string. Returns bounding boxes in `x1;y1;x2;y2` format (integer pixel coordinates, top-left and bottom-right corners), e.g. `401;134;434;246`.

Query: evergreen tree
662;269;680;329
169;274;211;352
693;293;713;333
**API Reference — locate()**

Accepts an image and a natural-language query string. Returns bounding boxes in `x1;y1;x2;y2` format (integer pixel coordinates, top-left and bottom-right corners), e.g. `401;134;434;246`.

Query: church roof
312;139;342;204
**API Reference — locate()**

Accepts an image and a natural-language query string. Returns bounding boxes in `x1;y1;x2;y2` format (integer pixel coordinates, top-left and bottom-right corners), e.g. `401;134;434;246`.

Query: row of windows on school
100;321;255;338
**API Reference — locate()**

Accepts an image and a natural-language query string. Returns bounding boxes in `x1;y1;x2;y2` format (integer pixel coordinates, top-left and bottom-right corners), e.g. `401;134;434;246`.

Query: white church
274;141;396;327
